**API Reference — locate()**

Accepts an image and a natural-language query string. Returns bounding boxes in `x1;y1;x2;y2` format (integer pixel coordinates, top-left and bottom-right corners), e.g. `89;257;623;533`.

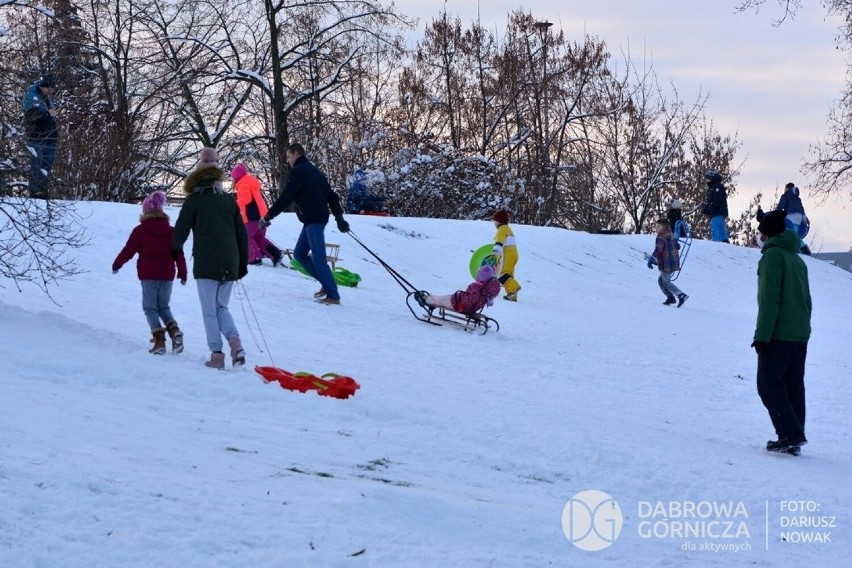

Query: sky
1;199;850;565
397;1;852;251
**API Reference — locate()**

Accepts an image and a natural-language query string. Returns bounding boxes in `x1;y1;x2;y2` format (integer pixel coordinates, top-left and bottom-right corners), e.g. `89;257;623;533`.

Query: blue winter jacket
22;82;57;141
776;187;804;216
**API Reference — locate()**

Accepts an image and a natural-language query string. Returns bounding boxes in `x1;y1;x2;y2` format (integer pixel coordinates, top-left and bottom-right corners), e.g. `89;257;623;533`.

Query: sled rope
235;280;276;367
347;230;420;294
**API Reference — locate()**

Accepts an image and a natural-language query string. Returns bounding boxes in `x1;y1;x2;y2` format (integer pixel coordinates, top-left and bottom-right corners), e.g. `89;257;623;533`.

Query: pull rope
235;279;275;367
347;230;420;294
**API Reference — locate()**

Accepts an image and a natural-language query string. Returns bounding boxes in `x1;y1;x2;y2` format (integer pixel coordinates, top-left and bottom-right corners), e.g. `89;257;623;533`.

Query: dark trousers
27;139;57;198
756;340;807;440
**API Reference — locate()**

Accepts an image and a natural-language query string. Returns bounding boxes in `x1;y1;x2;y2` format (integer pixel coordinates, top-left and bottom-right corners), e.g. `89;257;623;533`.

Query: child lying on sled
416;264;502;315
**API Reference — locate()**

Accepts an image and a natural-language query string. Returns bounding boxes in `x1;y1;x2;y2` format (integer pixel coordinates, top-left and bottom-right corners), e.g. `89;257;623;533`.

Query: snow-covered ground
1;200;849;567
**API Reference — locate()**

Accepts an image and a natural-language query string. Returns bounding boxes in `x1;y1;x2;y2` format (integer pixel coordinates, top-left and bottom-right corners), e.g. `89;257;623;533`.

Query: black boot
663;295;676;306
766;434;807;454
267;245;284;267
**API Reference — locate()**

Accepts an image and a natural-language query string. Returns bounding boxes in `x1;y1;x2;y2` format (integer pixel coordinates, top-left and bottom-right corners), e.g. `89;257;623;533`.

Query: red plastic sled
255;366;360;399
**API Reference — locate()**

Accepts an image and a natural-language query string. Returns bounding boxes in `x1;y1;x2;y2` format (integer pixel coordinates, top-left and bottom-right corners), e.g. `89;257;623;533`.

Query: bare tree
0;197;87;294
735;0;802;25
738;0;852;199
592;56;712;234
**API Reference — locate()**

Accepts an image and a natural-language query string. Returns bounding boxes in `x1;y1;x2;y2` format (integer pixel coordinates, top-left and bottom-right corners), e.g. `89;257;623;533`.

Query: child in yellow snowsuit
492;209;521;301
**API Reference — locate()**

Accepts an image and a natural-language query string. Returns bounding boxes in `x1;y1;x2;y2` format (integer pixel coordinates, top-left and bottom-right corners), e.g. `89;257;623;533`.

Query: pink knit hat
142;190;167;214
476;264;496;282
231;163;248;181
195;147;219;170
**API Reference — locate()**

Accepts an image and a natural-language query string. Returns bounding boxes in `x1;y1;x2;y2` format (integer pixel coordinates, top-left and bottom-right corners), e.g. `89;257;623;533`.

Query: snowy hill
1;201;850;567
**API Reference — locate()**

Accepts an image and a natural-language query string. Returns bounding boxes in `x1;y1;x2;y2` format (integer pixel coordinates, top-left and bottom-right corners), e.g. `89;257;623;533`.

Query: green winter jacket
754;230;812;342
173;166;248;281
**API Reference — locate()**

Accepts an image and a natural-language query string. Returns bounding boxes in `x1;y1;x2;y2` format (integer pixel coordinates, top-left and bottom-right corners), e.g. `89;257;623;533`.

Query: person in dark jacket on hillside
666;198;688;240
260;143;350;305
174;147;249;370
751;209;812;455
647;219;688;307
702;169;729;243
113;191;188;355
776;182;811;255
22;73;58;199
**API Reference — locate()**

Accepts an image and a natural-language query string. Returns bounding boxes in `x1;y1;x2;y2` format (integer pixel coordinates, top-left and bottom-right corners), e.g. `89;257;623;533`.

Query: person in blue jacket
22;73;58;199
260;143;350;304
346;168;386;213
776;182;811;255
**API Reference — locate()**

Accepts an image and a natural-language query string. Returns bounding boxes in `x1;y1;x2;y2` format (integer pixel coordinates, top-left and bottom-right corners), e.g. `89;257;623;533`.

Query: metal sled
405;292;499;335
671;220;692;282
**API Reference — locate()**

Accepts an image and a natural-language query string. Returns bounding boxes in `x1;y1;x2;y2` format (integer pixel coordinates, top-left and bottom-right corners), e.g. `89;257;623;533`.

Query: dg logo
562;489;624;551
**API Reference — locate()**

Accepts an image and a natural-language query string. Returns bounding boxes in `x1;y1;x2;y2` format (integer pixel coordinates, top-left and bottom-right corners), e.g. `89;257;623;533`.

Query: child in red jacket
113;191;188;354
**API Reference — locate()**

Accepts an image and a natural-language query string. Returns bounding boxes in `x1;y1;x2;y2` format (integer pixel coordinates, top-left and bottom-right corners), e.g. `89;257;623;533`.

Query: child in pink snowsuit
420;265;502;315
231;163;283;266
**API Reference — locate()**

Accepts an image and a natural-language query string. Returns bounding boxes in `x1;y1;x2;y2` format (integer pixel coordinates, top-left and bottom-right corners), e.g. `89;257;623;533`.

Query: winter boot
766;435;807;454
414;290;431;309
313;287;327;299
663;295;676;306
149;328;167;355
229;336;246;367
503;291;518;302
205;351;225;370
677;293;688;308
270;246;284;267
165;320;184;354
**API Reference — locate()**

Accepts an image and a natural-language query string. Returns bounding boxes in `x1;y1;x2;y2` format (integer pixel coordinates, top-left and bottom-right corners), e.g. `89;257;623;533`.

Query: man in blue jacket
261;143;350;304
22;73;58;199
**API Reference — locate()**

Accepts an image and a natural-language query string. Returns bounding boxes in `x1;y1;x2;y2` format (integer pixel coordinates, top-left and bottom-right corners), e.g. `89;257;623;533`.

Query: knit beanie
492;209;509;225
231;163;248;181
142;190;167;214
195;147;219;170
758;209;787;237
39;73;56;88
476;264;496;282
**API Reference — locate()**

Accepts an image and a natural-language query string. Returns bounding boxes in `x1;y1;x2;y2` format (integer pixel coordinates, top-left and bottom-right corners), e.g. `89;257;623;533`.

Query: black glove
258;217;270;230
170;247;181;260
238;264;248;279
335;215;350;233
751;340;769;355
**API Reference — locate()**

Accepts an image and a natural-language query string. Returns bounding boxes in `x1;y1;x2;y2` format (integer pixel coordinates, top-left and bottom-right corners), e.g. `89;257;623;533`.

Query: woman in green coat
173;147;249;369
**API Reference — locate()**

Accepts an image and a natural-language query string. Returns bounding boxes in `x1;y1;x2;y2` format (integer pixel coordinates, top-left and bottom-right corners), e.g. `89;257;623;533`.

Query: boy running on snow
647;218;688;307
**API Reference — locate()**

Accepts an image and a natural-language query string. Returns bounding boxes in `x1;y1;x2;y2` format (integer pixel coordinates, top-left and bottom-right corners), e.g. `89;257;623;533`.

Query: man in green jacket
751;210;812;455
